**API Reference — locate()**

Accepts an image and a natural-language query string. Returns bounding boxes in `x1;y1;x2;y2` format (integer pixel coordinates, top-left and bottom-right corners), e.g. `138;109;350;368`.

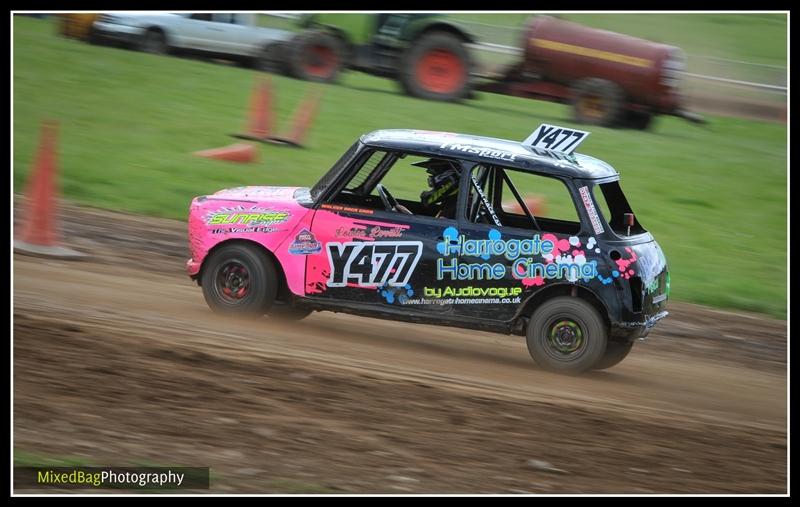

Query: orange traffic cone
267;86;323;148
14;121;86;259
232;75;274;142
194;143;259;163
504;195;548;217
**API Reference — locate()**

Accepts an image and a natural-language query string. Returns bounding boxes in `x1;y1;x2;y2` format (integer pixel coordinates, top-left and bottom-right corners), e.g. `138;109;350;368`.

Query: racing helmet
417;159;460;207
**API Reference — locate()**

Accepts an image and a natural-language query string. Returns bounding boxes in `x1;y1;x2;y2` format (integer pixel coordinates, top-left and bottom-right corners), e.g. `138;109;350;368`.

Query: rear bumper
616;310;669;338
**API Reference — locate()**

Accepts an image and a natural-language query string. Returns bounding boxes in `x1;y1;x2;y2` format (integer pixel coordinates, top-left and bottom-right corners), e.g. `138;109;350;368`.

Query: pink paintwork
186;185;410;298
187;186;314;296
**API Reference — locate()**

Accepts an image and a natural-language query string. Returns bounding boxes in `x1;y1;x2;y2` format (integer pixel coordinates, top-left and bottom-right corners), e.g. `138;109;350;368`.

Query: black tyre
570;78;625;127
201;243;278;317
288;30;345;83
140;28;168;55
625;110;655;130
268;304;313;322
255;43;288;74
87;26;101;45
399;32;473;102
526;297;608;374
592;340;634;370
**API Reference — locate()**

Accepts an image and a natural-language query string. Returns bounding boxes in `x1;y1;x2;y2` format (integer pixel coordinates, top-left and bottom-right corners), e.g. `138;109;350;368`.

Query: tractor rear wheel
399;32;472;102
288;30;345;83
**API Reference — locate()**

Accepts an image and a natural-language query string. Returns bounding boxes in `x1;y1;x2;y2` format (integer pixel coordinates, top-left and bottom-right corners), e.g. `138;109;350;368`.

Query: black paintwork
361;129;620;180
300;130;668;338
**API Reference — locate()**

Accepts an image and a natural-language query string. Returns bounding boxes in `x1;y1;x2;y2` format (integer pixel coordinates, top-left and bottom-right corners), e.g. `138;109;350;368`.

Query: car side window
328;149;461;219
189;13;213;22
466;165;581;235
212;13;237;24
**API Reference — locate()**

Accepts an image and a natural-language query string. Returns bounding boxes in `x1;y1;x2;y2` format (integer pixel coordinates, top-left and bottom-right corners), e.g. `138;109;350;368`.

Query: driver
417;159;460;219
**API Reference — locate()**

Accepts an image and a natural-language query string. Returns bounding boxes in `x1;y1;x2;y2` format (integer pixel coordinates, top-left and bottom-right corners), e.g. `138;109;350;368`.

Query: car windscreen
310;141;360;202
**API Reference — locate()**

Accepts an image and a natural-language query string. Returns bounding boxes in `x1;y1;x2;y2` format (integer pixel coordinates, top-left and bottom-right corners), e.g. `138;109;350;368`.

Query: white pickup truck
91;12;295;71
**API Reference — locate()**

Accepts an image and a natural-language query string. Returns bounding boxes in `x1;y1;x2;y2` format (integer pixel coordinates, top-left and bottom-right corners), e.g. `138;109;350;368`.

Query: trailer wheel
570;78;625;127
400;32;472;102
591;340;634;370
288;30;345;83
625;110;655;130
526;297;608;374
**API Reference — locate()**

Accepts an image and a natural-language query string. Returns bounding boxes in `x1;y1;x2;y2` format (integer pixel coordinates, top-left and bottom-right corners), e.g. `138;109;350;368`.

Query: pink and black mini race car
187;126;669;373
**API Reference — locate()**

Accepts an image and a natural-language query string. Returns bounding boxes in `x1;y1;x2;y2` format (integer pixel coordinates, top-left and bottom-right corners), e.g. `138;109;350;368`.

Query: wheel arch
513;283;611;335
320;27;354;67
197;238;292;302
411;22;475;45
142;25;172;48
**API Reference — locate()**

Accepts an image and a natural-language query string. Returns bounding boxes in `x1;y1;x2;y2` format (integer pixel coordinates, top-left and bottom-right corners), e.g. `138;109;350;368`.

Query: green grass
13;16;787;318
14;449;98;467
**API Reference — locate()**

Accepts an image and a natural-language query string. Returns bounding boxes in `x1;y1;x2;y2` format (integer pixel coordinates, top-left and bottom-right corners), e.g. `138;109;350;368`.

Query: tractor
282;14;477;102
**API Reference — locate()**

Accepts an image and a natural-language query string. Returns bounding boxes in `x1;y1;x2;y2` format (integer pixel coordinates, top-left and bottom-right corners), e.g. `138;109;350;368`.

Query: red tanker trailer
479;15;705;129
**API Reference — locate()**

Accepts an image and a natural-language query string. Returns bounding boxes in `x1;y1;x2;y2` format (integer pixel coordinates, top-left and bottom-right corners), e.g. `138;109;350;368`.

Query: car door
176;13;218;51
304;148;459;315
206;13;251;56
451;164;590;324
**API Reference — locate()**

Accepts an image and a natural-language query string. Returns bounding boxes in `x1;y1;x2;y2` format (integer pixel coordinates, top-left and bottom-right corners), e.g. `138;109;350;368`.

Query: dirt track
13;203;787;493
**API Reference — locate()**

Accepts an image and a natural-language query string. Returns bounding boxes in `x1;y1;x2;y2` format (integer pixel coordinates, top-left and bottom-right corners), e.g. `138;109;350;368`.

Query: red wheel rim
305;45;337;79
414;49;465;95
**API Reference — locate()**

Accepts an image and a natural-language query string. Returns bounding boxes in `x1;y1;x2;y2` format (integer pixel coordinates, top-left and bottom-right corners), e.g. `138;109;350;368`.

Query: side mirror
624;213;635;236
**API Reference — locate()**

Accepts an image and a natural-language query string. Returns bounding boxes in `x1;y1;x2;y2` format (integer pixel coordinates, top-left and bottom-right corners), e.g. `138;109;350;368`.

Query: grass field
13;16;787;318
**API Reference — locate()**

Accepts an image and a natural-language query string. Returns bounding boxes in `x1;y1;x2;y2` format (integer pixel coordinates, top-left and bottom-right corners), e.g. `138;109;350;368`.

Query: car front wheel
201;243;278;317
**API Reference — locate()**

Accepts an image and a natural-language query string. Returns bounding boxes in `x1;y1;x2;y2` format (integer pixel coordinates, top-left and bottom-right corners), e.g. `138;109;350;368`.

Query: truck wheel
201;243;278;317
140;28;168;55
288;30;345;83
591;340;634;370
570;78;624;127
526;297;608;374
400;32;472;102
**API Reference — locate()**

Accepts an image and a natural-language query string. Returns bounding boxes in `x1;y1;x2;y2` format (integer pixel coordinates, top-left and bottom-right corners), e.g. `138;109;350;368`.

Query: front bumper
186;258;202;278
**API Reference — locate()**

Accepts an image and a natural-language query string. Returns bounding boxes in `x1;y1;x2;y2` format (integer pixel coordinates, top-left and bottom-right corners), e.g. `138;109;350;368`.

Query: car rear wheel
526;297;608;374
591;340;634;370
201;243;278;317
570;78;625;127
400;32;473;102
